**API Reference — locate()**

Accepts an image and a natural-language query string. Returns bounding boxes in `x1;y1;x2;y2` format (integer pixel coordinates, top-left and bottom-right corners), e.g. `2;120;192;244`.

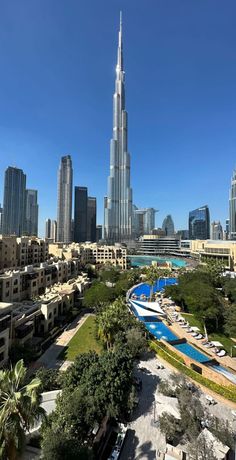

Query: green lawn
61;315;103;361
182;313;234;354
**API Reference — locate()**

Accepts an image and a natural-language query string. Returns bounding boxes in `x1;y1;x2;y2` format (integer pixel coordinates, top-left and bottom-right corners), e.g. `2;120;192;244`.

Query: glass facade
74;186;88;243
229;171;236;240
189;205;210;240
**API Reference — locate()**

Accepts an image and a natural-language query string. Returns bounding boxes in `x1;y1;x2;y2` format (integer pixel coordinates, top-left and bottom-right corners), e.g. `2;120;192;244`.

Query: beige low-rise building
0;273;90;367
0;236;49;270
49;242;128;269
0;236;18;270
0;258;80;303
190;239;236;270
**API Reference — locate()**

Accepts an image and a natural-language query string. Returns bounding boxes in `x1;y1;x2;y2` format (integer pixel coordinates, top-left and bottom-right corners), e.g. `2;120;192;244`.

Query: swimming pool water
133;278;177;297
129;255;187;268
145;322;178;342
129;282;236;383
174;343;211;363
211;365;236;385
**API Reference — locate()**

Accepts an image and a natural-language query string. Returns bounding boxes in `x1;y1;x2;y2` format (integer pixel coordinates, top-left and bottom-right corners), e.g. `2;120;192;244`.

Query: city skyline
0;1;236;236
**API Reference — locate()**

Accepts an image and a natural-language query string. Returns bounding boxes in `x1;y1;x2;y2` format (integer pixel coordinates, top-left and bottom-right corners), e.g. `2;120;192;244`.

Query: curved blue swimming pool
133;278;177;297
129;255;187;268
129;280;236;384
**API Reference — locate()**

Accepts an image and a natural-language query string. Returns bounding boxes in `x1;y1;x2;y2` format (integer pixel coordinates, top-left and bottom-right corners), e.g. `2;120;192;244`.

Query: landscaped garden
61;315;103;360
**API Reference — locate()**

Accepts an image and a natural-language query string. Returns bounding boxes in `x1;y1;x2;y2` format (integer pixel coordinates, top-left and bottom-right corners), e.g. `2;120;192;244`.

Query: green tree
83;282;115;311
125;327;146;358
35;368;61;392
0;360;44;460
99;267;120;284
41;431;93;460
224;304;236;338
159;412;182;443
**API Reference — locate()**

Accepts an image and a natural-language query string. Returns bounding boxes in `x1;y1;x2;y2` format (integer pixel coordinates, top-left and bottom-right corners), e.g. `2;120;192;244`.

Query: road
120;353;236;460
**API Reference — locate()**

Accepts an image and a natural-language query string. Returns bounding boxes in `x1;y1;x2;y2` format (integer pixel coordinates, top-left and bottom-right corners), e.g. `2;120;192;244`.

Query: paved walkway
36;312;91;369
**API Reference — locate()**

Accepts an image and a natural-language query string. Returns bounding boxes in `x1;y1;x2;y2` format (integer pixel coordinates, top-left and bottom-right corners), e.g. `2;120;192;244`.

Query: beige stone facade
0;236;49;270
190;239;236;270
0;273;90;367
49;242;128;269
0;258;80;303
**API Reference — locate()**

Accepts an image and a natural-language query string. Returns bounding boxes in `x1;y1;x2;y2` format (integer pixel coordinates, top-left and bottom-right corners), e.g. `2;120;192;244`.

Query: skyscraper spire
117;11;123;71
104;14;133;243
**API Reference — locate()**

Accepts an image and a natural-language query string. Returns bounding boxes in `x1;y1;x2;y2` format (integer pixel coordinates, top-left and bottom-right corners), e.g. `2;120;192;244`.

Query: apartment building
0;273;90;367
0;236;18;270
49;242;127;269
0;258;80;303
0;236;49;270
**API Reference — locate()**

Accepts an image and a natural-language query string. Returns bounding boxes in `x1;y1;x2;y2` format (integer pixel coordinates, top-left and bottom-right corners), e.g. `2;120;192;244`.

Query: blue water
145;322;178;342
211;365;236;385
174;343;211;363
133;278;177;297
130;282;236;383
129;255;186;268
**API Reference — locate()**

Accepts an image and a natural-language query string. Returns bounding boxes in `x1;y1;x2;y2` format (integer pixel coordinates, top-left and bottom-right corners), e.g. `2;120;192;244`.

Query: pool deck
167;314;236;374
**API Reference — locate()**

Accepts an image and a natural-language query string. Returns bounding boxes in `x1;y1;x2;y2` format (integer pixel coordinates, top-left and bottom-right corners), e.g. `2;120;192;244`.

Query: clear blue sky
0;0;235;237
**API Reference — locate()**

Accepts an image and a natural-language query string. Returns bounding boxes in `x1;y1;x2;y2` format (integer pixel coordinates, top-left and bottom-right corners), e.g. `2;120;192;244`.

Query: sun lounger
217;350;226;357
196;334;203;340
191;332;198;337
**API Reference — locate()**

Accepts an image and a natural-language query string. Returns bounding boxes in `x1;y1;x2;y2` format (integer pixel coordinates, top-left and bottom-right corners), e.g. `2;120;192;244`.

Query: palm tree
0;359;44;460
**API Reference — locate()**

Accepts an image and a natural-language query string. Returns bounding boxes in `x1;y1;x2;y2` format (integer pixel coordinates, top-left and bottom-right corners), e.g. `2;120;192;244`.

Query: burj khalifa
104;13;133;243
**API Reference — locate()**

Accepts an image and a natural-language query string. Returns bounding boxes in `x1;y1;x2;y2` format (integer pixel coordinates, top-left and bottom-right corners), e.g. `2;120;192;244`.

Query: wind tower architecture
104;13;133;243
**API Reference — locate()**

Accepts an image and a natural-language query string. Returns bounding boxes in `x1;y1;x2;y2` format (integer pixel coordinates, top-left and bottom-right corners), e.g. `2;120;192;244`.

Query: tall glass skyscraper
229;170;236;240
57;155;73;243
2;166;26;236
74;186;87;243
24;189;38;236
104;14;133;243
162;215;175;236
189;205;210;240
87;197;97;242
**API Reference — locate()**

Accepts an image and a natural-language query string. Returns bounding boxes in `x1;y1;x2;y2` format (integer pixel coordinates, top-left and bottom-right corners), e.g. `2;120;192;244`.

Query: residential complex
49;242;128;269
57;155;73;243
104;14;133;243
0;272;89;367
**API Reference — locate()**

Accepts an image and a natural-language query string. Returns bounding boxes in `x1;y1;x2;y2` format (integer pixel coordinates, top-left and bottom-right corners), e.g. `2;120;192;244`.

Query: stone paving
120;353;236;460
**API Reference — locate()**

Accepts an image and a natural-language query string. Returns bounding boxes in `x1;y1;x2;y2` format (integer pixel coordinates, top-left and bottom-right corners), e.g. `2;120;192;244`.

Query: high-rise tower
57;155;73;243
2;167;26;236
24;189;38;236
104;13;133;243
229;170;236;240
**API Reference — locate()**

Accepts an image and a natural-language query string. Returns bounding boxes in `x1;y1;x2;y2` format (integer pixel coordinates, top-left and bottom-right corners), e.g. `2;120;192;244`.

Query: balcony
15;321;34;340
